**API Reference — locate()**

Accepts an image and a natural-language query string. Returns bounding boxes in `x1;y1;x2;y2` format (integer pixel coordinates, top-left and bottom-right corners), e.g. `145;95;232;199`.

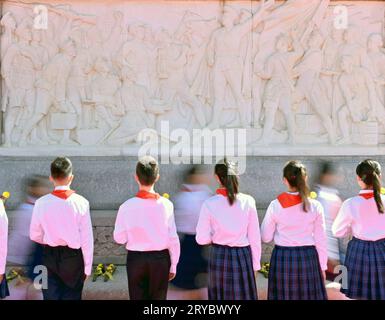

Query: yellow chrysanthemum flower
310;191;317;199
381;187;385;195
2;191;10;199
162;193;170;199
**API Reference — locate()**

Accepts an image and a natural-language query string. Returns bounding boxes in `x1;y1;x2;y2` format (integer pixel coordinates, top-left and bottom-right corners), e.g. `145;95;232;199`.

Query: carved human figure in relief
340;27;367;68
67;27;93;128
293;31;336;144
322;27;344;117
91;57;121;129
0;12;17;129
19;40;77;146
106;67;168;145
256;32;304;145
364;34;385;107
1;24;41;147
206;0;274;128
115;23;157;95
156;29;206;128
337;55;381;145
28;28;56;145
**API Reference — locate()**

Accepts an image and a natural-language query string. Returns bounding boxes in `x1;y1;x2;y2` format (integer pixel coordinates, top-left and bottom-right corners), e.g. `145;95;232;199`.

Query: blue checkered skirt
208;244;257;300
268;245;327;300
341;237;385;300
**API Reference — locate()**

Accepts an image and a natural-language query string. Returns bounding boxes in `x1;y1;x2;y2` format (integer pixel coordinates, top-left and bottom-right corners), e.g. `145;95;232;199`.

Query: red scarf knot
51;189;76;200
216;188;228;197
359;192;374;200
277;192;302;208
136;190;160;200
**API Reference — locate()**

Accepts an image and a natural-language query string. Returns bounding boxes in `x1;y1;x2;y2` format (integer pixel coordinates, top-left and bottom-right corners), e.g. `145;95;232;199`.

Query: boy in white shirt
113;156;180;300
30;157;94;300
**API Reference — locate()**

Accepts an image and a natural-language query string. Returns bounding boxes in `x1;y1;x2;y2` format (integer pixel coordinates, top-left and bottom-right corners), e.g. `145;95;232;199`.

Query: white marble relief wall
1;0;385;153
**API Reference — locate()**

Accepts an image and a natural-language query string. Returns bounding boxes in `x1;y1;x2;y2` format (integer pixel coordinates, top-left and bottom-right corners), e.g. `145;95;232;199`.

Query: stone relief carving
1;0;385;149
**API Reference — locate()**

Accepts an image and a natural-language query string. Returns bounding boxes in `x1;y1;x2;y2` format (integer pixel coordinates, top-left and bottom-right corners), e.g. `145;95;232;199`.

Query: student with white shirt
113;156;180;300
171;166;212;298
0;198;9;298
332;159;385;300
30;157;94;300
314;161;343;281
261;160;327;300
196;159;261;300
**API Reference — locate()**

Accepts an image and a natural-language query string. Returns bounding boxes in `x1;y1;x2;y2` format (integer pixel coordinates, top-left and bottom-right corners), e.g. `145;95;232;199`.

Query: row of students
197;158;385;300
1;156;385;300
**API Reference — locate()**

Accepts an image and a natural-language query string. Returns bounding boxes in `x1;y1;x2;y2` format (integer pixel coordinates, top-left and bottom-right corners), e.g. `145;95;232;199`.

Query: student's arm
247;198;262;271
313;202;328;271
260;202;276;243
29;202;45;244
196;202;212;245
167;203;180;275
332;200;353;238
113;205;128;245
79;201;94;276
0;202;8;275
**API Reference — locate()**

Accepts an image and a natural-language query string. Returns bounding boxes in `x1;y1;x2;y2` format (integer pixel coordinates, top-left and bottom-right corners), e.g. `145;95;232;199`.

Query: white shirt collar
359;189;373;194
182;184;211;193
54;185;71;191
286;191;299;195
315;184;339;195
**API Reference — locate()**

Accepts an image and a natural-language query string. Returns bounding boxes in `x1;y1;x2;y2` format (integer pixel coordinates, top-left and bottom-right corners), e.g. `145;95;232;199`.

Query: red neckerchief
136;190;160;200
216;188;228;197
277;192;302;208
359;192;374;200
51;189;76;200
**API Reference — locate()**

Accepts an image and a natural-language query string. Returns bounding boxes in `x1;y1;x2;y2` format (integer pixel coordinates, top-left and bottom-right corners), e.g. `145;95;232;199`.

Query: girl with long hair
196;159;261;300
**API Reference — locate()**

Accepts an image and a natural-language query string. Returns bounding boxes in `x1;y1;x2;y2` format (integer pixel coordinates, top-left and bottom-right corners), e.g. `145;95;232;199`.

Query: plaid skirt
342;237;385;300
268;245;327;300
208;244;257;300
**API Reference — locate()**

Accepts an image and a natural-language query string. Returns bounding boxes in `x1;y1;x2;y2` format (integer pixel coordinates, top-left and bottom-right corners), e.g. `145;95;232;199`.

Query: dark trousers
42;245;85;300
126;249;171;300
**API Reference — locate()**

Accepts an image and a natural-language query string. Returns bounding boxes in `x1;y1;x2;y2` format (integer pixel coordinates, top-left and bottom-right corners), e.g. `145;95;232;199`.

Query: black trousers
42;245;85;300
126;249;171;300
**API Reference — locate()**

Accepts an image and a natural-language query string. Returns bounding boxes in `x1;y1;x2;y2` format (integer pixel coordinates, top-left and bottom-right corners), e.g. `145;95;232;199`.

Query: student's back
115;196;174;251
334;193;385;240
332;159;385;300
198;192;257;246
113;156;180;300
262;197;325;246
32;192;90;247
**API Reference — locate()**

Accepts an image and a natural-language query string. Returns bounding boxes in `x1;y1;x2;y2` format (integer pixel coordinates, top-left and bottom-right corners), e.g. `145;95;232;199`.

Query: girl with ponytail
332;159;385;300
196;159;261;300
261;160;328;300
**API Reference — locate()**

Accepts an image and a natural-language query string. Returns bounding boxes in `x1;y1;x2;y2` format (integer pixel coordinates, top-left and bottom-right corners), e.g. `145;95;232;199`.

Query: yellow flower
310;191;317;199
2;191;10;199
381;187;385;195
162;193;170;199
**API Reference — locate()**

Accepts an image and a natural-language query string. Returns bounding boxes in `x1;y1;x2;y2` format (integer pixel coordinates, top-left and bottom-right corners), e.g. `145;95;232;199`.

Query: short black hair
136;156;159;186
51;157;73;180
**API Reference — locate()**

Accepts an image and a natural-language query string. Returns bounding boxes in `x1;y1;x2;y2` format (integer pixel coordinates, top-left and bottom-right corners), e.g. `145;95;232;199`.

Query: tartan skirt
208;244;257;300
268;245;327;300
342;237;385;300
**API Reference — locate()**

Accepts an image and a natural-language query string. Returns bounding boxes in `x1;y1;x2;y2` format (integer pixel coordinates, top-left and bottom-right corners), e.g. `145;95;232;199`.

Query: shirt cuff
170;264;177;274
85;265;92;276
253;262;261;271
